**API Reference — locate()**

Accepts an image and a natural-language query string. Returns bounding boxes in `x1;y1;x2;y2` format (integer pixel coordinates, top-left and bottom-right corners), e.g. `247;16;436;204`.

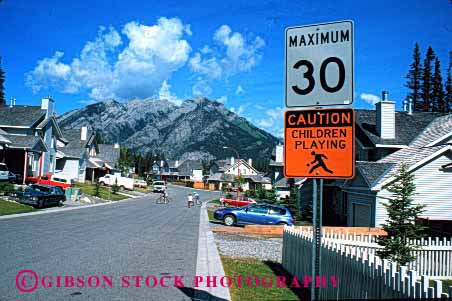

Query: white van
152;181;167;193
98;174;134;190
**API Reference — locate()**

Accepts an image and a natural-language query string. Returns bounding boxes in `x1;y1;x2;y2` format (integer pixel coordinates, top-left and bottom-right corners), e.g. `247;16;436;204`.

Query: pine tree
421;47;435;112
432;58;445;112
445;52;452;113
376;163;426;266
405;43;423;112
0;57;5;107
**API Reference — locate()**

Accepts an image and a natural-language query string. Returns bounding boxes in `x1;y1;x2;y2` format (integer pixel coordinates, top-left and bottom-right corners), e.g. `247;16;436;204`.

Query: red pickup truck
219;196;256;207
26;173;74;190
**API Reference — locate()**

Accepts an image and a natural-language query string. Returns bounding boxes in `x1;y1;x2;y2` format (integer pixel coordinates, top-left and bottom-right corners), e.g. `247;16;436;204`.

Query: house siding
57;158;80;180
375;154;452;226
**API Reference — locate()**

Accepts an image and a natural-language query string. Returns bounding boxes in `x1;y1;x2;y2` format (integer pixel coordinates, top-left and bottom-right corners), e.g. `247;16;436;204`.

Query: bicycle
156;192;170;204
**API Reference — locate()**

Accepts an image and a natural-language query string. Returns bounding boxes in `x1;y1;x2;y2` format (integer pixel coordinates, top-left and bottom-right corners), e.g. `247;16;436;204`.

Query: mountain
57;98;279;162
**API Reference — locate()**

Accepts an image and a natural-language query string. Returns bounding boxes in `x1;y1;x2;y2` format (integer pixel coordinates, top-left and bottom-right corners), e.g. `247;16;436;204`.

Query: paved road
0;185;220;300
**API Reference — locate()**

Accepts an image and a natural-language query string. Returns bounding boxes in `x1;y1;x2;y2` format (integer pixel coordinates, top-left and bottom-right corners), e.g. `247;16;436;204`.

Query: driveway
0;185;220;300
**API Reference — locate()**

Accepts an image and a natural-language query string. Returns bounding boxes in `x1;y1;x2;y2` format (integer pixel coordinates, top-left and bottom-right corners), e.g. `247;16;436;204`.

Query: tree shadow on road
177;286;229;301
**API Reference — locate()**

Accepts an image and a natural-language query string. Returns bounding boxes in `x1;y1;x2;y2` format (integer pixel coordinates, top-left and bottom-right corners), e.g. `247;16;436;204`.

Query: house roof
58;128;95;159
96;144;120;166
356;161;395;188
177;160;203;176
243;175;271;184
0;106;46;127
3;134;47;151
0;129;11;144
166;160;179;168
408;114;452;148
356;110;443;146
269;159;283;167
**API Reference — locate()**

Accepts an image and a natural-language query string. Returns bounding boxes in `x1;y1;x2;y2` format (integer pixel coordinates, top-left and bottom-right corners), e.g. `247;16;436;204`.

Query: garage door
352;203;372;227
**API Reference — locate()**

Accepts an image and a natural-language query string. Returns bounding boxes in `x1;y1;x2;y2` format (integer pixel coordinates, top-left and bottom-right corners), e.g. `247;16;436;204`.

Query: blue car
213;203;295;226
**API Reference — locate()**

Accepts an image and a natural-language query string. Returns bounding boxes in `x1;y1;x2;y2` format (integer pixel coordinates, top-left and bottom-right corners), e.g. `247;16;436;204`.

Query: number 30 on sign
285;20;354;107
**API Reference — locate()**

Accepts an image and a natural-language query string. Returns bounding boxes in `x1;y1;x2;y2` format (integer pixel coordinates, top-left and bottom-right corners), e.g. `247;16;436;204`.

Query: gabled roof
243;174;271;184
58;128;96;159
356;110;443;147
356;161;395;188
372;145;450;191
3;134;47;151
0;106;46;127
408;114;452;148
0;129;11;144
96;144;120;166
177;160;203;176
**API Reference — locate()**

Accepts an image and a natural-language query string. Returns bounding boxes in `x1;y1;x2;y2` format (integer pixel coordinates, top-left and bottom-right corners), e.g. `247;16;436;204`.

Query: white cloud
26;18;192;101
192;78;212;96
158;80;183;105
360;93;380;105
230;104;246;116
255;106;285;137
235;85;244;95
188;25;264;97
217;95;227;104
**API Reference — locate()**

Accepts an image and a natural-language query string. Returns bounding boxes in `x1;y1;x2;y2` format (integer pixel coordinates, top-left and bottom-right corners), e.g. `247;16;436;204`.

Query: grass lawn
75;183;127;201
221;257;308;301
134;187;149;193
0;200;36;215
430;279;452;294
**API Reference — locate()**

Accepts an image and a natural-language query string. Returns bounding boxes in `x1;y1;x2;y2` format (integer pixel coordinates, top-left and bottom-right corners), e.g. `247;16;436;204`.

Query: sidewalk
195;202;231;301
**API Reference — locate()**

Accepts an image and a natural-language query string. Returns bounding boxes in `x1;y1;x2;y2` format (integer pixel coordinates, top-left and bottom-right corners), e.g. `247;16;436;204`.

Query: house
0;97;64;183
86;143;120;182
55;127;98;183
298;92;452;228
208;157;271;191
177;160;203;181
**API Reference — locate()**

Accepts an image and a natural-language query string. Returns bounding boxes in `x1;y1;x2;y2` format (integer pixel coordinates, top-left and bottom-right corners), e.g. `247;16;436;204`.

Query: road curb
0;195;143;221
195;202;231;301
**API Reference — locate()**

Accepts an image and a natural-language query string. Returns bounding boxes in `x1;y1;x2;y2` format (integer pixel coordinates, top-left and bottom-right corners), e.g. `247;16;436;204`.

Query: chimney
114;143;119;149
248;158;252;167
80;126;88;141
275;144;284;163
41;97;54;118
376;91;396;139
403;99;408;113
175;160;179;167
230;156;235;166
407;97;414;115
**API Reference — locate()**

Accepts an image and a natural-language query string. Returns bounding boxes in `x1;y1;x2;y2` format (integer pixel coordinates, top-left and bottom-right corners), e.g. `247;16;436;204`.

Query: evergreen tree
432;58;445;112
376;163;426;266
0;57;5;107
405;43;423;112
421;47;435;112
445;51;452;113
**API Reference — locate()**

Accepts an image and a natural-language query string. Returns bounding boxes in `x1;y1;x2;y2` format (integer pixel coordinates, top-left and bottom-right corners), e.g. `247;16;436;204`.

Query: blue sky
1;0;451;137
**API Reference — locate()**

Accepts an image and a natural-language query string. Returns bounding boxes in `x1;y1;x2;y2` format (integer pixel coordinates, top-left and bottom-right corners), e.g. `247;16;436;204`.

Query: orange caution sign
284;108;355;179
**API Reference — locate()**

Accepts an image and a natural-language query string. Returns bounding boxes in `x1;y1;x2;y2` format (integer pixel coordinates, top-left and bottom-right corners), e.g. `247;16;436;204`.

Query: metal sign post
311;179;323;301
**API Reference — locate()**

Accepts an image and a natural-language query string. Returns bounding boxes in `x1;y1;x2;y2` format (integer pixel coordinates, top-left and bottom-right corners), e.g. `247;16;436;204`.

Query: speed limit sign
285;20;354;107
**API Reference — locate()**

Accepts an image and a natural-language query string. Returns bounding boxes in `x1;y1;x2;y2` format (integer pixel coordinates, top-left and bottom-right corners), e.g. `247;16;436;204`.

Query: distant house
208;157;271;191
86;143;120;182
177;160;203;181
0;98;64;183
298;92;452;227
56;127;98;183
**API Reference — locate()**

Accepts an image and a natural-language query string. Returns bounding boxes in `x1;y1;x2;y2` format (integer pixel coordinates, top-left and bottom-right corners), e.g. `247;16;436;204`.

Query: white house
56;127;98;183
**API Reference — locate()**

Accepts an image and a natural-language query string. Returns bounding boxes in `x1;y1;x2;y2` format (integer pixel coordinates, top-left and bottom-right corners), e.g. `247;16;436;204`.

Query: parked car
0;163;9;182
152;181;167;193
219;195;256;207
26;173;75;190
13;184;66;209
134;179;148;188
214;203;295;226
98;174;134;190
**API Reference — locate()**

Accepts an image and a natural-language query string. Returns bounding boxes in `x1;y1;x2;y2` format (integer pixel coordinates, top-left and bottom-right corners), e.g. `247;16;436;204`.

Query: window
269;207;286;215
248;205;268;214
0;164;7;171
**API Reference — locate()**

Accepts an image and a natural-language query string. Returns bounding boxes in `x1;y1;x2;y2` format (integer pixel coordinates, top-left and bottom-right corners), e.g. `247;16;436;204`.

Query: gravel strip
213;232;283;263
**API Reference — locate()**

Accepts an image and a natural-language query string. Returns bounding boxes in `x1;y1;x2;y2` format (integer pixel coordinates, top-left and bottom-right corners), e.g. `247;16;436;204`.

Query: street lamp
223;146;241;200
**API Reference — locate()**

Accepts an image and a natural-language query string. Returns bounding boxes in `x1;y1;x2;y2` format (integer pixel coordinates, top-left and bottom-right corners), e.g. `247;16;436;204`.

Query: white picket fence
282;227;452;299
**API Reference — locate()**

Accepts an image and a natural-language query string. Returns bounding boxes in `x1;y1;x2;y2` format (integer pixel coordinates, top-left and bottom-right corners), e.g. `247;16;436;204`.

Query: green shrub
111;178;119;194
0;182;14;195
